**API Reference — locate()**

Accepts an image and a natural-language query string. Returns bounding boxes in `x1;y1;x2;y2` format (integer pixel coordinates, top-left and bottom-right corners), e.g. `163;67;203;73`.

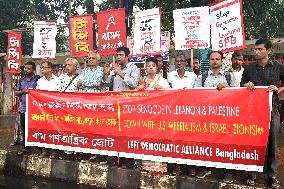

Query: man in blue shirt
16;61;38;155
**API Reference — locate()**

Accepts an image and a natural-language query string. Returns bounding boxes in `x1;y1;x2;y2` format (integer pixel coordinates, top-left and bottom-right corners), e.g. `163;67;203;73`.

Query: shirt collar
23;74;36;81
42;74;56;80
124;62;132;69
173;70;190;78
256;60;274;67
208;69;224;75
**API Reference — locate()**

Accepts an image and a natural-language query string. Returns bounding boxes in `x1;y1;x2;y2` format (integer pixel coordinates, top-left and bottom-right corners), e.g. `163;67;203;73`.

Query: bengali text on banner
26;88;272;172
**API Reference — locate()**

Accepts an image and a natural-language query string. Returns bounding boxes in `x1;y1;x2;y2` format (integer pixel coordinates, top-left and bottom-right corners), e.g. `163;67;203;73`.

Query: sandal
269;177;281;189
245;175;256;186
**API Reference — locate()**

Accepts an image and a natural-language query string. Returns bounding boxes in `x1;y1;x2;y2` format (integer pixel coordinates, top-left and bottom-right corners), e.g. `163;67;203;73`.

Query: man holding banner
194;51;237;89
167;54;196;89
194;51;237;180
16;61;39;156
241;39;283;189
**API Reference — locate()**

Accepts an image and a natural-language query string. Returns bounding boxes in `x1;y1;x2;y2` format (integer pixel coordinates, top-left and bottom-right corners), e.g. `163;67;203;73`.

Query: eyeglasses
210;58;221;61
176;60;185;63
41;66;51;69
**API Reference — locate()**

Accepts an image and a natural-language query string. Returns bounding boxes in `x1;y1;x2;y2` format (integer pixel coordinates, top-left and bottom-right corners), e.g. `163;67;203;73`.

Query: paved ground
1;123;284;188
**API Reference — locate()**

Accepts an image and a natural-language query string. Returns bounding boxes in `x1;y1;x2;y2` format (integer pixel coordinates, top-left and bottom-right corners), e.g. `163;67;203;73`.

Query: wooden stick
190;49;194;71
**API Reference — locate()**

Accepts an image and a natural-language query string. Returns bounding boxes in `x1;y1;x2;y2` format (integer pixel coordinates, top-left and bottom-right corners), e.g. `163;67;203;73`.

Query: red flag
6;32;22;73
69;14;93;57
97;8;127;55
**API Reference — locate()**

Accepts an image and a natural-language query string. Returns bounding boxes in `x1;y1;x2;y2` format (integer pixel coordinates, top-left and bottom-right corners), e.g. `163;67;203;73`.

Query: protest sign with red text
210;0;246;52
6;32;22;73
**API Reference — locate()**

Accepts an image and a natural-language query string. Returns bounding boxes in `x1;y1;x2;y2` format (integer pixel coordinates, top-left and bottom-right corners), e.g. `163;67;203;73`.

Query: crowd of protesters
11;39;283;189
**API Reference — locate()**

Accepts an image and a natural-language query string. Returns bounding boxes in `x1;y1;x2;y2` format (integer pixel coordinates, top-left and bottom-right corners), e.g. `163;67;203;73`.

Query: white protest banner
173;6;210;50
133;8;161;55
210;0;246;52
128;31;170;63
32;20;57;59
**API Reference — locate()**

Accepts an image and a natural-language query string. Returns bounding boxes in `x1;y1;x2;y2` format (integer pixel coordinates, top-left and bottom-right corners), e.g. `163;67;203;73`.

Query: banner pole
190;49;194;71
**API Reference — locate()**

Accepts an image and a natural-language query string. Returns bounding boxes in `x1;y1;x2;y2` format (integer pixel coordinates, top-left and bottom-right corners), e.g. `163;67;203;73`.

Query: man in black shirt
241;38;283;189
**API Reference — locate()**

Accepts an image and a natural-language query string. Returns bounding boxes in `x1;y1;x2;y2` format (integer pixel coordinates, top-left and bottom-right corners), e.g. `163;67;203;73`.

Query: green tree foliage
1;0;283;55
0;0;84;55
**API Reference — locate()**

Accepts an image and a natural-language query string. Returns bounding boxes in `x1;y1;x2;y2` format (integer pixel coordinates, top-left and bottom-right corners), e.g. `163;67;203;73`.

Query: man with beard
230;51;244;86
167;54;196;89
194;51;237;89
193;51;237;180
16;61;39;155
103;46;140;169
154;54;168;79
241;39;283;189
191;56;201;76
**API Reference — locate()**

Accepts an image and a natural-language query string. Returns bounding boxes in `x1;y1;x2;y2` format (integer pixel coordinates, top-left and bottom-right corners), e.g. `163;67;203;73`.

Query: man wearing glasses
78;50;104;92
36;61;58;91
167;54;196;89
36;61;58;158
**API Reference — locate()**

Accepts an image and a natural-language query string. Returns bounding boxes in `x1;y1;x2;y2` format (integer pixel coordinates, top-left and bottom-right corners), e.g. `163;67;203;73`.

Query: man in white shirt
167;54;196;89
36;61;58;158
37;61;58;91
231;50;244;87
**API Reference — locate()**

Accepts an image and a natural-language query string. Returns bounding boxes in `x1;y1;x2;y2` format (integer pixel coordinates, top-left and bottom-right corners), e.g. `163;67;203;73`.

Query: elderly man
241;39;283;189
56;58;81;92
79;50;104;92
167;54;196;89
16;61;39;155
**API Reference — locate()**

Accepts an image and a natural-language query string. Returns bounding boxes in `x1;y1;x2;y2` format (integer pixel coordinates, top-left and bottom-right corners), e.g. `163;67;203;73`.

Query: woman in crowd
136;57;170;173
137;57;170;91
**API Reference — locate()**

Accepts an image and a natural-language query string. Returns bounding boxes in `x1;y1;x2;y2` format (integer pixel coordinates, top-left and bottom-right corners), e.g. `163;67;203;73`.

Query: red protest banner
27;88;271;172
97;8;127;55
6;32;22;73
69;14;93;57
209;0;246;52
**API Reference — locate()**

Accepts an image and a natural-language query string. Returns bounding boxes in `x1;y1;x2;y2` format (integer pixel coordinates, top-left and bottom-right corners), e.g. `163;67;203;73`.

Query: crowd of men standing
11;39;283;189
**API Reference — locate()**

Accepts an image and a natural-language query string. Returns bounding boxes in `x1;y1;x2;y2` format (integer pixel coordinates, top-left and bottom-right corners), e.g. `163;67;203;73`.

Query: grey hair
65;58;81;73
